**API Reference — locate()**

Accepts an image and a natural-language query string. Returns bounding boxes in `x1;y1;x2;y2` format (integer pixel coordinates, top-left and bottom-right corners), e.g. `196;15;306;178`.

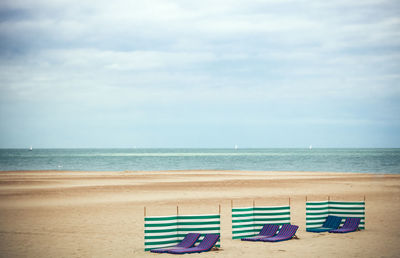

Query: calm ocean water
0;148;399;174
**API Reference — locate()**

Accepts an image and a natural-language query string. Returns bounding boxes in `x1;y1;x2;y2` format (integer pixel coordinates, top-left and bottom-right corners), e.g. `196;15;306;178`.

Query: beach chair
329;217;361;233
150;233;201;253
241;224;280;241
307;215;342;233
168;234;220;254
259;224;299;242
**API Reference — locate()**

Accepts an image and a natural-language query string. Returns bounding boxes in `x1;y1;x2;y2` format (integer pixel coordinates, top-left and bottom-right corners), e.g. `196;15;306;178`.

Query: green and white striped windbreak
144;214;220;251
232;205;291;239
306;200;365;230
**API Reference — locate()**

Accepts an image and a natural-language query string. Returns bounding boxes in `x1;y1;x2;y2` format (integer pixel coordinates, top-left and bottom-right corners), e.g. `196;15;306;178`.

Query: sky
0;0;399;148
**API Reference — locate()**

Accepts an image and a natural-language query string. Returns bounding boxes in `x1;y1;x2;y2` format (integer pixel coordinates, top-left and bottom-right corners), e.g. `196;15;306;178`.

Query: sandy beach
0;170;399;257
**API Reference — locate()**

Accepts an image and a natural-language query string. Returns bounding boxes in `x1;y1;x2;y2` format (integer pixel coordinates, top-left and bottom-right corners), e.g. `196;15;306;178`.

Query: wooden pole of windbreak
328;196;330;201
364;195;366;229
306;196;308;202
177;205;179;216
144;206;147;217
219;204;221;215
231;200;233;209
253;200;255;207
289;197;291;206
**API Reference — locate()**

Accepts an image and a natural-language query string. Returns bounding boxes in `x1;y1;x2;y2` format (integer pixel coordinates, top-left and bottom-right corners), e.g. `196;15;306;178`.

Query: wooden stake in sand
177;205;179;216
144;206;146;217
231;200;233;209
289;197;291;206
219;204;221;215
306;195;308;202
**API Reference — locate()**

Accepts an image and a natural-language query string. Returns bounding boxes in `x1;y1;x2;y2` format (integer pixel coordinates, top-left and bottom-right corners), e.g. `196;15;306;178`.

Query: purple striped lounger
241;224;280;241
150;233;201;253
329;217;361;233
168;234;220;254
259;224;299;242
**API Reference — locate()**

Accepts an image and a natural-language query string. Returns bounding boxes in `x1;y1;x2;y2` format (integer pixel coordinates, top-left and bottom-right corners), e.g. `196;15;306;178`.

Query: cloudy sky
0;0;399;148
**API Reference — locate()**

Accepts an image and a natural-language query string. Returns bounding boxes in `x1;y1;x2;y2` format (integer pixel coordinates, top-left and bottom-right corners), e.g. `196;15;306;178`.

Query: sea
0;148;399;174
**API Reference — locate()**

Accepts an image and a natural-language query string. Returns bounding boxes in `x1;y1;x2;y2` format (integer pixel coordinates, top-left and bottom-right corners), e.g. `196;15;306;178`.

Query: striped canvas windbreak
306;201;365;230
232;205;291;239
144;214;220;251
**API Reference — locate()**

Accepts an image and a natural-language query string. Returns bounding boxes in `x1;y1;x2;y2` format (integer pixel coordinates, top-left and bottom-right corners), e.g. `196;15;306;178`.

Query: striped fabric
259;224;299;242
168;234;220;254
306;201;365;230
144;214;220;251
329;217;361;233
232;205;291;239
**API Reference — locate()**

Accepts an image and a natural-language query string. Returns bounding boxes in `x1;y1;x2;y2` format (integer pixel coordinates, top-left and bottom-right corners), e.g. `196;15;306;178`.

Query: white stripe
306;205;329;208
232;211;253;216
145;226;177;231
232;222;254;226
329;205;365;208
253;215;290;219
329;209;365;213
145;237;178;243
254;219;290;224
145;219;178;225
306;214;328;218
179;214;220;218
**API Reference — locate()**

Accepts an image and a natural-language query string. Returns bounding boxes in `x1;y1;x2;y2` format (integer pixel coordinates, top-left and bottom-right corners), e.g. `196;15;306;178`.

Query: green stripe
145;216;177;221
253;207;289;211
178;215;220;220
306;207;329;210
232;214;255;218
232;208;253;212
233;212;290;217
145;222;176;227
329;201;365;205
233;235;254;239
176;221;220;226
233;224;256;229
306;217;328;221
177;227;220;231
306;202;329;205
253;217;290;222
306;212;329;216
232;218;254;223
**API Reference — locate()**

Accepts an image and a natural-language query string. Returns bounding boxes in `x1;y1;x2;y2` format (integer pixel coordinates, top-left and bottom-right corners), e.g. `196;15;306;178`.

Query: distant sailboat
234;144;238;150
309;145;312;150
29;146;33;151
